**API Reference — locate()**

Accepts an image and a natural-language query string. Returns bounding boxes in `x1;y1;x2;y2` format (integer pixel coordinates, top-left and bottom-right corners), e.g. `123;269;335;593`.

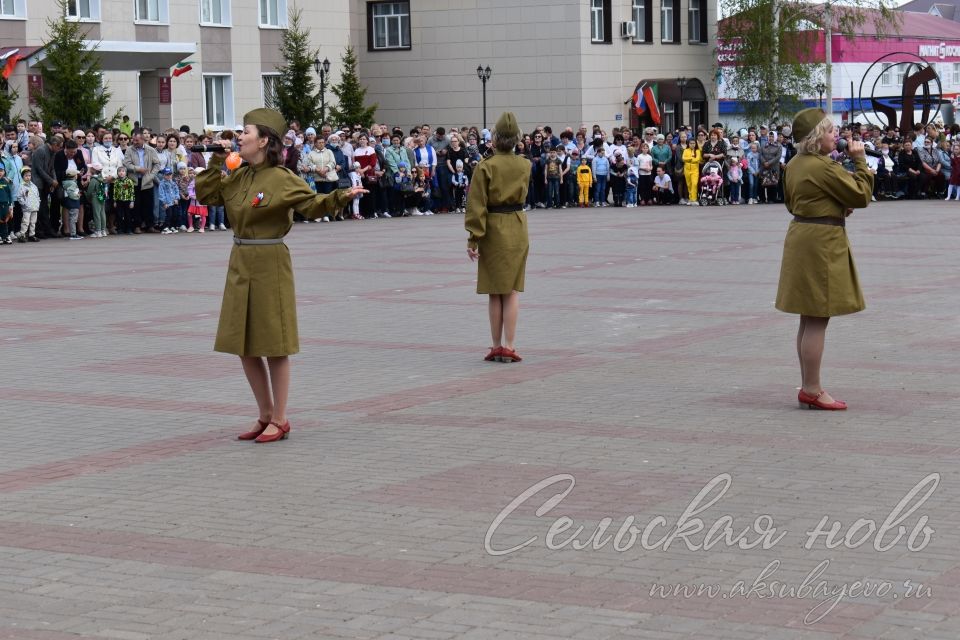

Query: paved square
3;201;960;639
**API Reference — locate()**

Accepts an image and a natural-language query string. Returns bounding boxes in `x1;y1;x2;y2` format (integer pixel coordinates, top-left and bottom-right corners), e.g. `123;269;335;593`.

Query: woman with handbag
195;108;366;443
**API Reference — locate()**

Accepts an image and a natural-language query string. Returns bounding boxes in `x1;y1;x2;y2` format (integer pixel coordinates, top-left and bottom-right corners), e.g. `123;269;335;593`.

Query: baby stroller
698;161;725;206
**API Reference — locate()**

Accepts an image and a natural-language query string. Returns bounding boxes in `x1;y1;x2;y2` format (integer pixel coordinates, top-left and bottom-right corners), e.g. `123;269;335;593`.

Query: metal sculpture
857;52;949;130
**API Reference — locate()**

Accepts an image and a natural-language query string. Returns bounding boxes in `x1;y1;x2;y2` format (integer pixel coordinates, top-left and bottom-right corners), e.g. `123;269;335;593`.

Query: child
682;138;702;206
349;161;364;220
410;166;431;215
452;159;469;212
625;165;639;207
948;146;960;201
745;142;760;204
187;168;208;232
113;166;136;234
726;156;743;204
0;166;12;243
62;168;83;240
556;145;570;208
157;167;180;233
699;164;723;201
637;143;654;206
544;147;562;208
590;145;609;206
652;166;673;205
576;157;593;207
394;163;418;216
16;166;39;242
175;162;191;230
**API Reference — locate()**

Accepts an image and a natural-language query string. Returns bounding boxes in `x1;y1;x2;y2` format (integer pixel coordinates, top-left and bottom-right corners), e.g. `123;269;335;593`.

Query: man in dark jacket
55;138;89;236
29;134;63;238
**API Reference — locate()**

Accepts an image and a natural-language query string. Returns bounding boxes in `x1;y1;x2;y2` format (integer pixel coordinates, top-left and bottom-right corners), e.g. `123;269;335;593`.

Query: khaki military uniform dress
775;153;874;317
465;151;531;294
196;154;351;356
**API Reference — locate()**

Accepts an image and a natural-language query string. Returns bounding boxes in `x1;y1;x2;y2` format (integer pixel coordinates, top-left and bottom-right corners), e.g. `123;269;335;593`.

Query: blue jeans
625;186;637;205
208;205;224;227
547;178;561;207
594;175;608;204
729;181;741;203
747;174;758;201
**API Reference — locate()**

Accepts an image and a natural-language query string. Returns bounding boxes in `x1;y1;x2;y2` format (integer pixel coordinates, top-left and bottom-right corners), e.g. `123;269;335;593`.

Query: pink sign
159;77;171;104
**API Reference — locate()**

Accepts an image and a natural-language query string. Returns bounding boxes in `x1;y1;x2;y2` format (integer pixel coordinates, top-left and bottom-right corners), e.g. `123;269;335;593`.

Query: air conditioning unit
620;21;636;38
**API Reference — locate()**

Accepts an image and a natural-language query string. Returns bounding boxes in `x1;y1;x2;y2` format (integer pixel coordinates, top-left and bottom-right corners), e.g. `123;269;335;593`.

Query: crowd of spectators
1;115;955;245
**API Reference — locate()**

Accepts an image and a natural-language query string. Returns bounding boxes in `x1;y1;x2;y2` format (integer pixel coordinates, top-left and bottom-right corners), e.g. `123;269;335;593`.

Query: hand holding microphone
190;142;233;154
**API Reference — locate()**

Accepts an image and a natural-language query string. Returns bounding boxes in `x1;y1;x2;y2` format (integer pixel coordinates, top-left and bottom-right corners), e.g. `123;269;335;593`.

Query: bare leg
799;315;838;403
488;294;503;347
501;291;521;350
261;356;291;437
240;356;273;426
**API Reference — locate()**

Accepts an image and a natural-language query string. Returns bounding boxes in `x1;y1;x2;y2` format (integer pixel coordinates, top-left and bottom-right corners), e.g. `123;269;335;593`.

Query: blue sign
615;113;623;121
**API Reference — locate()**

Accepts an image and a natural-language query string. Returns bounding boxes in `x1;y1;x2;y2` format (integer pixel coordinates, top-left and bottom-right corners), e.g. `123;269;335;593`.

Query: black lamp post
476;64;492;130
676;76;687;127
314;56;331;124
815;82;826;110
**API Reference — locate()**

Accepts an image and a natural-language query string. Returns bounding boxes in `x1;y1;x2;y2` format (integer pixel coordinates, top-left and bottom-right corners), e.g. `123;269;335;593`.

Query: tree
273;5;322;128
327;45;377;129
717;0;900;126
0;82;20;124
31;0;120;127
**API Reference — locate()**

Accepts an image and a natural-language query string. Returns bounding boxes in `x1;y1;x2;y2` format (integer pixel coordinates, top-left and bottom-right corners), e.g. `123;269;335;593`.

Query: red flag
172;64;192;77
2;53;21;81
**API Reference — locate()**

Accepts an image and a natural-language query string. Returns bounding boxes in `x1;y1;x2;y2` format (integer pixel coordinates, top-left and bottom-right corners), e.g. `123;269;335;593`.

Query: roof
901;0;960;21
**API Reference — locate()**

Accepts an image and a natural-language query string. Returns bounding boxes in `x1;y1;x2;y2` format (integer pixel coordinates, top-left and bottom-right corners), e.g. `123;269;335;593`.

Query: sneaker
523;205;531;211
187;227;194;233
198;227;205;233
69;234;82;240
179;225;187;231
16;234;25;243
411;209;424;216
208;224;216;230
422;210;433;215
28;235;39;242
161;228;170;234
381;212;392;218
219;224;227;230
321;216;330;222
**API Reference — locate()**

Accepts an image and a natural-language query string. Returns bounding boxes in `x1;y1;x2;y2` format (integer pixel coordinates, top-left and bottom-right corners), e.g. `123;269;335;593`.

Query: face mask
103;141;113;149
328;142;339;149
882;149;889;155
382;138;389;145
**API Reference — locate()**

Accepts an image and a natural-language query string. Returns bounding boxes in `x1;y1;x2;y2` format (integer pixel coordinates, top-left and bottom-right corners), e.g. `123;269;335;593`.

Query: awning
26;40;196;72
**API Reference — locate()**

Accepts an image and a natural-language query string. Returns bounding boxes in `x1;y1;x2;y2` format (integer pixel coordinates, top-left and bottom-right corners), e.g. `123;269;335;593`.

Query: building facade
1;0;716;134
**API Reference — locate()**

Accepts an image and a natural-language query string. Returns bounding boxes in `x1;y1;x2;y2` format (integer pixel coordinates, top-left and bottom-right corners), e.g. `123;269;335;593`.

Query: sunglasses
118;137;128;141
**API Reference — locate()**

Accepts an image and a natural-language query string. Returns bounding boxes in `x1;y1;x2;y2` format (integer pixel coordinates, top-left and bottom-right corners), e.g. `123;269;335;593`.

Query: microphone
190;144;231;153
836;138;883;159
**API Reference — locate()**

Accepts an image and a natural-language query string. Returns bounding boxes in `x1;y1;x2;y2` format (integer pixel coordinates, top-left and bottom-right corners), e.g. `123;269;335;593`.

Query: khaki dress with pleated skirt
776;153;874;317
195;154;351;357
465;151;532;294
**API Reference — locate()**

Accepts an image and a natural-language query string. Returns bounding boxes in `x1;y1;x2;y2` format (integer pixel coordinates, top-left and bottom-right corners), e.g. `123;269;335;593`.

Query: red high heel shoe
798;390;847;411
255;420;290;443
484;346;503;362
498;348;522;363
238;419;270;440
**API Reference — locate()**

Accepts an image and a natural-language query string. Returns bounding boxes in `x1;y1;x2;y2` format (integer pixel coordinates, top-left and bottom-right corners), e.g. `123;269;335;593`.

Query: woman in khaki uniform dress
196;108;366;442
775;108;873;410
465;112;531;363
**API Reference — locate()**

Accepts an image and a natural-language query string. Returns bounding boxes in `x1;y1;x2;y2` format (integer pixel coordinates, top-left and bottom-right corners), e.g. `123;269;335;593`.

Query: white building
1;0;717;134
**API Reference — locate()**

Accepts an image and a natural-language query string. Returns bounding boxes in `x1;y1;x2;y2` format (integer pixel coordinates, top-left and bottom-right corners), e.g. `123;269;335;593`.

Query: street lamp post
476;65;492;131
815;82;826;110
314;56;331;124
676;76;688;127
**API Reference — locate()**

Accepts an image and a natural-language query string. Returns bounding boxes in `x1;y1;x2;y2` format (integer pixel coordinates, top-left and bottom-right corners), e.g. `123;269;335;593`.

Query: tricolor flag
172;60;195;77
1;49;21;81
633;84;647;116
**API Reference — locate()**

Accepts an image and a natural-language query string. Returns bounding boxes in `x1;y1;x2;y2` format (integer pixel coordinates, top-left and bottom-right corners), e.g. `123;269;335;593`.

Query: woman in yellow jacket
682;138;701;205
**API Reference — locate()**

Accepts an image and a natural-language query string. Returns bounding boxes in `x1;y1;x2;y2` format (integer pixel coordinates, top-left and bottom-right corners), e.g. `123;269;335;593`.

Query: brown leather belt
487;204;524;213
793;215;845;227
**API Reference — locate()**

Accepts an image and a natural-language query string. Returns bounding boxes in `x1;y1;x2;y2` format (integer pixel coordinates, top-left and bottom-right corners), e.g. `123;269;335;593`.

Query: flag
1;51;21;81
172;61;195;77
633;84;647;116
642;83;660;125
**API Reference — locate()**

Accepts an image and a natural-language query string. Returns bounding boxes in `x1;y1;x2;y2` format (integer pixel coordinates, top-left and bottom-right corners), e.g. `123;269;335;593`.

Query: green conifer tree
31;0;120;127
273;5;322;128
327;46;377;129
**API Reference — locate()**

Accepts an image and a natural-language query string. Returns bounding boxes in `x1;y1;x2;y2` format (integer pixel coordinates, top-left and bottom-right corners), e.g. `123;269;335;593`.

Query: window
66;0;100;20
880;63;893;87
591;0;604;41
0;0;26;18
135;0;168;22
203;74;234;129
661;0;676;42
200;0;230;25
689;0;707;43
259;0;287;27
689;100;703;131
953;62;960;86
262;74;280;110
661;103;675;134
632;0;652;43
368;2;410;50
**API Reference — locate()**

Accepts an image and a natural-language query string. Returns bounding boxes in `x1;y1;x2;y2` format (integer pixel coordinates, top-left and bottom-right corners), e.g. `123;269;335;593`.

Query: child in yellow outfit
576;157;593;207
682;138;702;205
